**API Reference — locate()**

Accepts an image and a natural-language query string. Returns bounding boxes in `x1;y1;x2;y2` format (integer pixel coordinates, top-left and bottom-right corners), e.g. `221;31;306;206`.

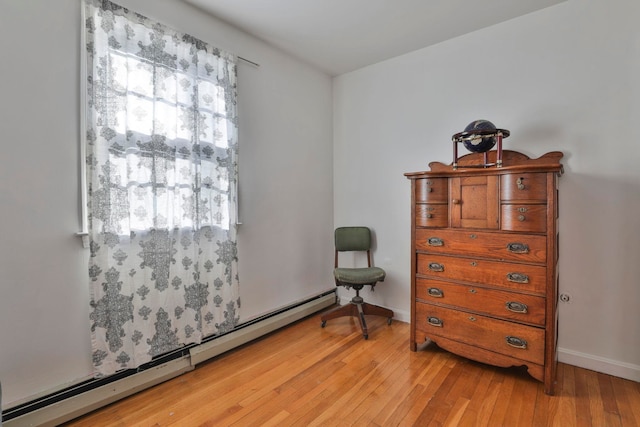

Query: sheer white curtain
84;0;239;375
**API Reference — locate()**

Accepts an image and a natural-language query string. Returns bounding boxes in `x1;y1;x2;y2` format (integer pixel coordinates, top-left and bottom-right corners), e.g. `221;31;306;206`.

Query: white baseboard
336;295;410;323
5;357;193;427
16;292;637;426
4;292;336;427
334;295;639;382
190;293;336;364
558;347;640;382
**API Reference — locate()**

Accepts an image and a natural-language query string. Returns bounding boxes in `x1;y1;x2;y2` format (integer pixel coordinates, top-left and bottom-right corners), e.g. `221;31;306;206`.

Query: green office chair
321;226;394;339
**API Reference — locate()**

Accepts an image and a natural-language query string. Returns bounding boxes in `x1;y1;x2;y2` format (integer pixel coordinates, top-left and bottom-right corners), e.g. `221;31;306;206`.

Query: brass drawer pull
428;262;444;272
427;237;444;247
506;336;528;349
427;287;444;298
507;242;529;253
516;177;525;190
517;207;528;222
427;316;443;327
506;301;528;313
507;272;529;284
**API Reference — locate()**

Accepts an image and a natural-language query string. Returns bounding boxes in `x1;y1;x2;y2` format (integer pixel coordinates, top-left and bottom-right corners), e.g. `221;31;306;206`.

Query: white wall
334;0;640;381
2;0;638;410
0;0;333;406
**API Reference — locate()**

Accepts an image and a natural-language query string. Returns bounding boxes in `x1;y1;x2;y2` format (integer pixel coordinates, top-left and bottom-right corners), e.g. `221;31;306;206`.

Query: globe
462;120;497;153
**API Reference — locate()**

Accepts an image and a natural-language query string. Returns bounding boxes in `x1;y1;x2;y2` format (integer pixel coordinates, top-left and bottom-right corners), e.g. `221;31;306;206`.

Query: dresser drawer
416;204;448;227
415;228;546;263
501;173;547;202
415;178;448;203
415;278;546;326
416;253;547;295
501;204;547;233
415;302;545;365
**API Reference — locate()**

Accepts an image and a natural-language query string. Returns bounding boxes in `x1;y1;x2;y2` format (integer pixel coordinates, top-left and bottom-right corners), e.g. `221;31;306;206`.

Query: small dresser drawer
415;178;448;203
415;228;546;263
501;173;547;202
415;278;546;326
501;204;547;233
415;303;545;365
416;204;448;227
416;253;547;295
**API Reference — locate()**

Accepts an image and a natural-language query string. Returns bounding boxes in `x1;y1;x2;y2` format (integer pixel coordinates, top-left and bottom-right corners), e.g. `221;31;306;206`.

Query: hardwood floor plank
611;375;640;426
552;363;575;426
455;364;499;427
485;368;517;425
62;312;640;427
260;409;291;427
531;379;554;426
413;358;473;425
384;384;427;427
585;365;607;426
312;338;409;425
594;371;622;427
574;365;598;427
353;348;436;425
394;353;456;426
472;374;504;427
512;374;539;427
443;397;471;427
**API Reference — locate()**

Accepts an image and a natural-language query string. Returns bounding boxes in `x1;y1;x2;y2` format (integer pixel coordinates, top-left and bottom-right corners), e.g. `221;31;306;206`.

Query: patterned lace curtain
84;0;240;376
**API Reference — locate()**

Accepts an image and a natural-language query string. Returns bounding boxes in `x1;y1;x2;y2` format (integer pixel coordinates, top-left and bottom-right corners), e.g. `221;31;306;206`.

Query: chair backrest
334;227;373;268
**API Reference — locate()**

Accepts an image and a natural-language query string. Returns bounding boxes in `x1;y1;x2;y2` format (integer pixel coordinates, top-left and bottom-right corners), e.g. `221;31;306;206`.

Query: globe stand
452;128;510;169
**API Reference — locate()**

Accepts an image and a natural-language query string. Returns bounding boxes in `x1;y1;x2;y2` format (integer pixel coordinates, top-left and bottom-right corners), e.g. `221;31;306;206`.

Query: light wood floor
64;310;640;426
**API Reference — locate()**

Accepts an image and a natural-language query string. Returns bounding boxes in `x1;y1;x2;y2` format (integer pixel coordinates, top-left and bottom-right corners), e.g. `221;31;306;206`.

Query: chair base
320;296;394;340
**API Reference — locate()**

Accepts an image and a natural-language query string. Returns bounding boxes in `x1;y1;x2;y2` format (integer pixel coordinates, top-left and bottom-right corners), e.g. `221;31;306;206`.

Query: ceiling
182;0;566;76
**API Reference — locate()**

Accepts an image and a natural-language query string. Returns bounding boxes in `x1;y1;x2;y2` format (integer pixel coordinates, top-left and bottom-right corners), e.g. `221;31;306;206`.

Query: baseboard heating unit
2;291;336;427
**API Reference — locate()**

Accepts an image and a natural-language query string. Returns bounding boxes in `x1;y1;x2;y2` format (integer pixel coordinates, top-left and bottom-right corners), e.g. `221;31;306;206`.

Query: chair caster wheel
387;318;392;325
321;320;326;328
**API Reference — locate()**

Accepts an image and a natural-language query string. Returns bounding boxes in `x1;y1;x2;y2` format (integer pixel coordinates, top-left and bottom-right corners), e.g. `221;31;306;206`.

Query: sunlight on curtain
84;0;239;376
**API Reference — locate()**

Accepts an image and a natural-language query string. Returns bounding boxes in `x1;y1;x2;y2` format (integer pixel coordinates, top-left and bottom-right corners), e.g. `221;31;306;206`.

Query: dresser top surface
405;150;563;179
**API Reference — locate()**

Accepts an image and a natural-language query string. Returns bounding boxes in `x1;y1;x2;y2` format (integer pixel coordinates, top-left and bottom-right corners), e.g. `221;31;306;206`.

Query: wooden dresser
405;150;563;395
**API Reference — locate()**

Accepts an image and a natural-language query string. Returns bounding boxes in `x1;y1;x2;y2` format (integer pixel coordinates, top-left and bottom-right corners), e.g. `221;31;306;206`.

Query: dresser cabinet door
450;175;499;229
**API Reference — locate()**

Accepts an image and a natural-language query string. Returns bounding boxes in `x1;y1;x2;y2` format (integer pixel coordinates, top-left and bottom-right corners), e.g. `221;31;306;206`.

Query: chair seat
334;267;385;285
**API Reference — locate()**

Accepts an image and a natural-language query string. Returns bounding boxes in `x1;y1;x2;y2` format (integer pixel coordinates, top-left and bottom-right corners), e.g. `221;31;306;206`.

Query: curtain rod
238;56;260;67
